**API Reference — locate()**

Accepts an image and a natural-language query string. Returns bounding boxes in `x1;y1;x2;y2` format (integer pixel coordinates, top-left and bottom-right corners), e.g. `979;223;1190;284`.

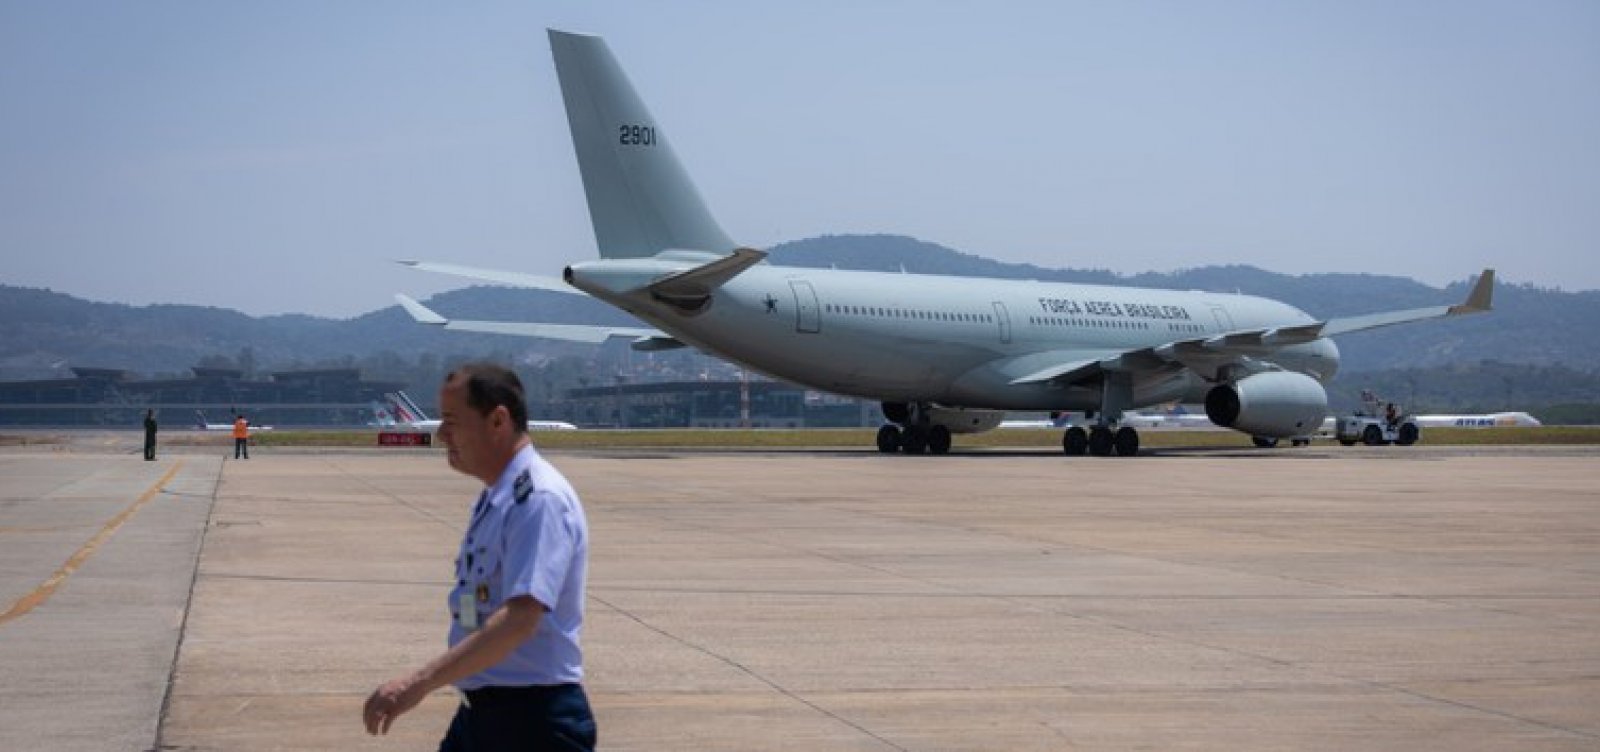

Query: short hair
445;362;528;431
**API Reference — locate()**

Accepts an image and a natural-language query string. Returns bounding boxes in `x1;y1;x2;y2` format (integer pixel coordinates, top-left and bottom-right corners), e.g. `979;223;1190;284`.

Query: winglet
1449;269;1494;314
394;294;448;325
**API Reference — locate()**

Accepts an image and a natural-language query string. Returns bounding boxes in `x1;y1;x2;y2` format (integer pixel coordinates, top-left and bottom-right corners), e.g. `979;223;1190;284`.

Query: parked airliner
397;30;1493;457
383;391;577;432
1413;412;1542;428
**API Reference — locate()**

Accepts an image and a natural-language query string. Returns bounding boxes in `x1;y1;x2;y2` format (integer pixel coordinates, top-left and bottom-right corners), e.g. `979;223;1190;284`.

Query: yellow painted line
0;525;94;534
0;460;185;626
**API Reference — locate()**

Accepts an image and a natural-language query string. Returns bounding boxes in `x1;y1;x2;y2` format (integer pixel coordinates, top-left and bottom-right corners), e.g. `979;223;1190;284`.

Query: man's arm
362;596;546;735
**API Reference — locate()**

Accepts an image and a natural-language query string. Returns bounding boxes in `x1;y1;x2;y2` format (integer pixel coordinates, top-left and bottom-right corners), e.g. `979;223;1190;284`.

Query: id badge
457;592;478;631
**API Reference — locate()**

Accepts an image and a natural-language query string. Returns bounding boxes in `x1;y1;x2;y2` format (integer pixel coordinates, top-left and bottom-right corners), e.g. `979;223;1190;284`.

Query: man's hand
359;597;545;735
362;674;429;735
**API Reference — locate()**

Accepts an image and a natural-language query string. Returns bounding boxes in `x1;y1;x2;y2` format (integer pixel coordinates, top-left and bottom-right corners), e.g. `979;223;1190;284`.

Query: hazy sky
3;1;1596;317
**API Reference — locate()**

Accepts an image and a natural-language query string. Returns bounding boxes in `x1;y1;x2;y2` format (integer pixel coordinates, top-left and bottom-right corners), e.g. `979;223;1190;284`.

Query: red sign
378;432;431;447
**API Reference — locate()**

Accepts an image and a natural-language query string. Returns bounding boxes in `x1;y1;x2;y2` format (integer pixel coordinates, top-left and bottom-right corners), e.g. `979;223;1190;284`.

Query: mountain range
3;234;1597;391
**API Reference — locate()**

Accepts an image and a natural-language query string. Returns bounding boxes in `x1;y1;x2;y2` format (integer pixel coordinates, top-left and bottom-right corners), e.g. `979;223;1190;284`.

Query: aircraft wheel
1292;438;1310;447
1088;426;1114;457
927;425;952;455
1362;424;1384;446
901;426;928;455
875;424;902;454
1062;426;1088;456
1338;439;1357;447
1396;422;1419;446
1251;436;1279;449
1113;426;1140;457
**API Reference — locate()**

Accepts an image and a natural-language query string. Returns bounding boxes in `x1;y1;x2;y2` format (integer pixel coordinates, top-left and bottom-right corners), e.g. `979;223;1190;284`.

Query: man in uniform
232;414;250;459
363;362;595;750
142;409;158;461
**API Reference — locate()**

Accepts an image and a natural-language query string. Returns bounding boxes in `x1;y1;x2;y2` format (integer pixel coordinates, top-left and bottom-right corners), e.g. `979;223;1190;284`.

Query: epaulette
513;469;532;504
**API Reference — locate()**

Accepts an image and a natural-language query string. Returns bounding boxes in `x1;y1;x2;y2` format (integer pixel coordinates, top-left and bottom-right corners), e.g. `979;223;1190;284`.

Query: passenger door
789;280;820;334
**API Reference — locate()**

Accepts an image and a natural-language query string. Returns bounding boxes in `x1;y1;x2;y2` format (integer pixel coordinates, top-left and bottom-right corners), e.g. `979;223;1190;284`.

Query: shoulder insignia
513;470;532;504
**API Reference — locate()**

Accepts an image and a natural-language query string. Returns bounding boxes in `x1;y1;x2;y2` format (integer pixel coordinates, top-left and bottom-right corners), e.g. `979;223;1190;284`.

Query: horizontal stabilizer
647;247;767;302
396;293;447;325
393;294;661;344
397;260;577;294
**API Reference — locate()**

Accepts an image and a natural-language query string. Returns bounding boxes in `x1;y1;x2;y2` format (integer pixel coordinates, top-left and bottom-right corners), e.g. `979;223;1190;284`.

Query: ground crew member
232;414;249;459
142;409;158;461
363;362;595;750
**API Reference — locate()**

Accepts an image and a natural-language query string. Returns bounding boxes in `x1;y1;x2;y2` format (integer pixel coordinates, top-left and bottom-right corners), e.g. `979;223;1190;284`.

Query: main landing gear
877;402;952;455
875;423;952;455
1061;425;1140;457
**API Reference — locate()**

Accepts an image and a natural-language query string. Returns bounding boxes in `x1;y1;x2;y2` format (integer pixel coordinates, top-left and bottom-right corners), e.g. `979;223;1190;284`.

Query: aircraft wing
397;260;577;294
1154;268;1494;355
394;294;673;347
1013;269;1494;387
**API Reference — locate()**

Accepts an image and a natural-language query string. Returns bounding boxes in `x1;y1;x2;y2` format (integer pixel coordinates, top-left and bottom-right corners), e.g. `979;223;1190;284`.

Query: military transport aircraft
397;30;1493;457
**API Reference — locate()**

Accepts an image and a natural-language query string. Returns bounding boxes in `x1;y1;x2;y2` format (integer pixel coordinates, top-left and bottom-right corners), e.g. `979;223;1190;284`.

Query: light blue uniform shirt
448;444;588;689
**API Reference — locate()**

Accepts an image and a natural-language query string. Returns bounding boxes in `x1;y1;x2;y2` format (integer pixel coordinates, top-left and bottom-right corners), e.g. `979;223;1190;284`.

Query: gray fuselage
568;258;1339;412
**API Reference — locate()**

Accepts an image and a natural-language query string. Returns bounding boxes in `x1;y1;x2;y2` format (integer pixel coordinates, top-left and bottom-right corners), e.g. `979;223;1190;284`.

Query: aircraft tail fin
394;391;431;423
548;29;735;259
384;393;420;425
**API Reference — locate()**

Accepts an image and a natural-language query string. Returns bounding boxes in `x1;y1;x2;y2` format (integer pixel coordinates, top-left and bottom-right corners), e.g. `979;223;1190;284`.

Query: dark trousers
144;433;156;460
233;438;249;459
439;684;595;752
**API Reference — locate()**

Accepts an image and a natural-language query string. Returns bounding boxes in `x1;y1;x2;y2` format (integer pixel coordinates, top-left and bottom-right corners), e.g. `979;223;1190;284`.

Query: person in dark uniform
363;362;595;750
142;409;158;461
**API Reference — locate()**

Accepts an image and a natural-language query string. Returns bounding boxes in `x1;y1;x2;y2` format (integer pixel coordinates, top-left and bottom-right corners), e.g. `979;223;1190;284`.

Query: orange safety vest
232;418;249;439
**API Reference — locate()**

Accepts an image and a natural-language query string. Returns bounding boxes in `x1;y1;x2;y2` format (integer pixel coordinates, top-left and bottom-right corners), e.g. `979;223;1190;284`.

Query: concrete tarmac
1;440;1597;750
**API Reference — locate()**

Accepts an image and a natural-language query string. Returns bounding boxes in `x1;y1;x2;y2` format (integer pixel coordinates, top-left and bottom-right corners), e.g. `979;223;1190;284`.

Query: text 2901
618;125;656;146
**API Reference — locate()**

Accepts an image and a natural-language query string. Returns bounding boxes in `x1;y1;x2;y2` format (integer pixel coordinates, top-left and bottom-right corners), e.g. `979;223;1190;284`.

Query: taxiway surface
2;440;1597;750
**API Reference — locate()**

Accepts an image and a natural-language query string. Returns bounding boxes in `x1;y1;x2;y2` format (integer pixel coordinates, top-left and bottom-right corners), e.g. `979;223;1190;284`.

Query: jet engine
1205;371;1328;439
881;402;1006;434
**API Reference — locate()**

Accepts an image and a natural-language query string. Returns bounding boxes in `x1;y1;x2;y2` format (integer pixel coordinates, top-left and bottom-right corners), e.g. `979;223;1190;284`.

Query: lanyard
468;490;489;528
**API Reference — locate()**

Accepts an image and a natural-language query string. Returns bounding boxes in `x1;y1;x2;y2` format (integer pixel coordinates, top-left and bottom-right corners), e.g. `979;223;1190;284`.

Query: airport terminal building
0;366;403;427
557;379;878;428
0;368;880;429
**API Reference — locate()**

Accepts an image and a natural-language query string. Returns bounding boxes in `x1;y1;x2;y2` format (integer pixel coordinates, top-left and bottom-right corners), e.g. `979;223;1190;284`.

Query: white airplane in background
396;29;1494;457
1413;411;1542;428
368;400;398;427
194;411;273;432
1313;410;1542;437
384;391;578;432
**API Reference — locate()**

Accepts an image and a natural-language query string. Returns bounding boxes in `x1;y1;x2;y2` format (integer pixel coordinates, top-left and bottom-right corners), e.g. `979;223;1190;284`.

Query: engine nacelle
1205;371;1328;439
